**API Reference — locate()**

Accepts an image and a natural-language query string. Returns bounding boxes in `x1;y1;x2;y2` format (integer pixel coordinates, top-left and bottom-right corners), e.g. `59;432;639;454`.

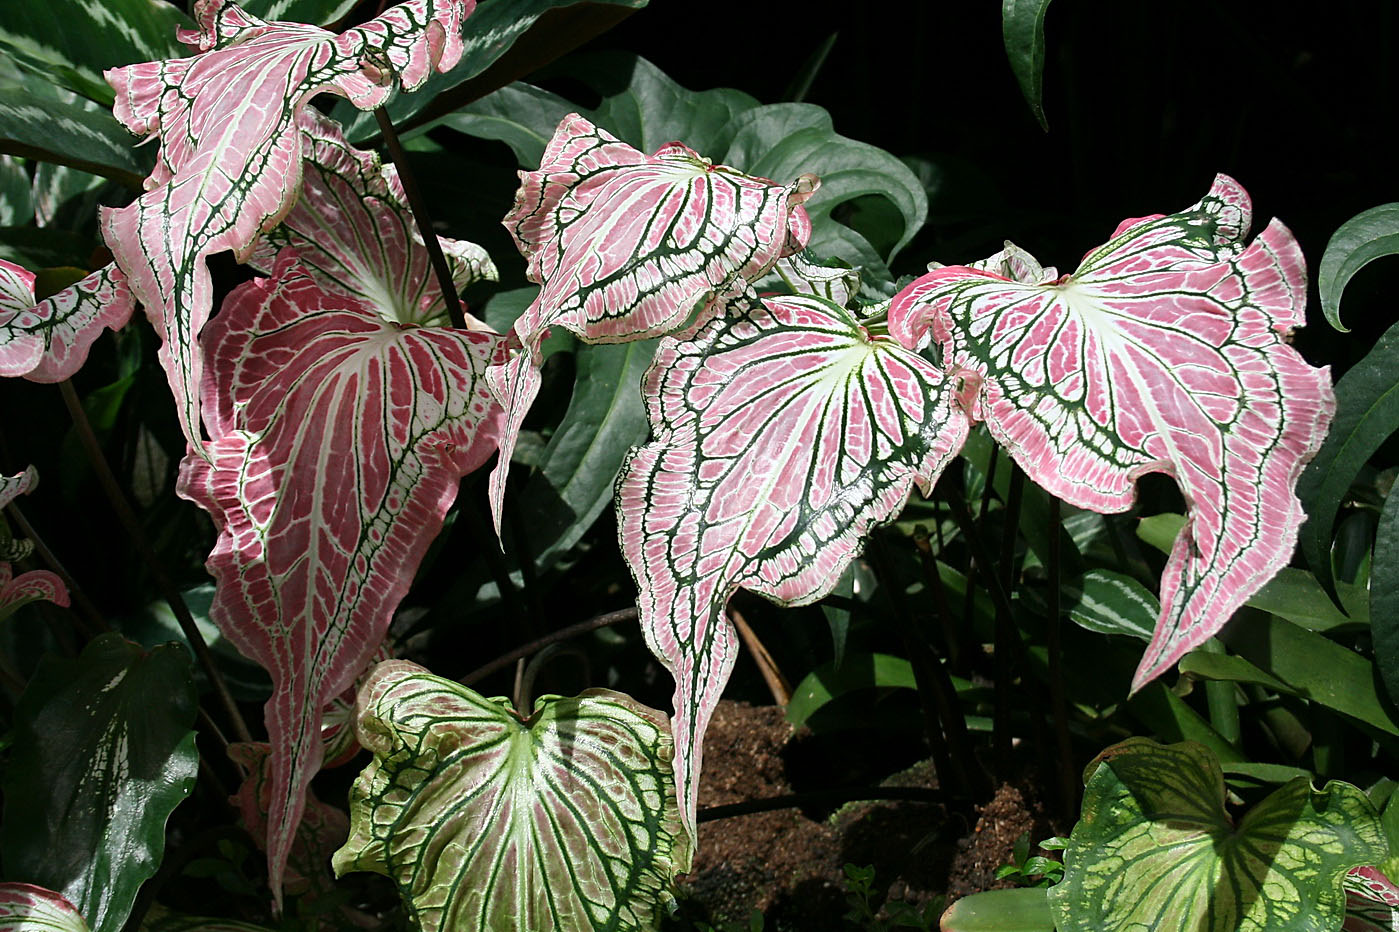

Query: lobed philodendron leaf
0;884;89;932
1345;866;1399;932
178;249;502;900
488;113;816;533
100;0;475;450
1050;738;1386;932
0;259;135;382
889;175;1335;690
334;661;689;932
616;292;969;844
0;634;198;932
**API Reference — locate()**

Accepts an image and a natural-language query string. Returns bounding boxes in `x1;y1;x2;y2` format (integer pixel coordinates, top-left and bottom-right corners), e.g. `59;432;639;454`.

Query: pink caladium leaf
888;175;1336;690
488;113;818;533
228;742;348;904
253;112;495;326
1346;866;1399;932
101;0;474;449
616;292;970;843
0;883;88;932
0;260;135;382
0;467;69;622
177;252;503;900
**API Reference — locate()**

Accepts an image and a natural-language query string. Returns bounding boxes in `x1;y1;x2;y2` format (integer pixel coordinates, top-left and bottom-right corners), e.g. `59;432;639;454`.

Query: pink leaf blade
101;0;474;450
888;174;1336;692
177;255;501;900
617;293;969;843
0;262;135;383
1345;866;1399;932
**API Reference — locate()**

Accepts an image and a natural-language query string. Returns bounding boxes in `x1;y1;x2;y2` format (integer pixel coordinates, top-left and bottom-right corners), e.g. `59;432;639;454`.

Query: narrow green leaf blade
1001;0;1053;130
1;634;199;932
1318;203;1399;332
334;661;690;932
1050;738;1386;932
1374;486;1399;709
941;888;1054;931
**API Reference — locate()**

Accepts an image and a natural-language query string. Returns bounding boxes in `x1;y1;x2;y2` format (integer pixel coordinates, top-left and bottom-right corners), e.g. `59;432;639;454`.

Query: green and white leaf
0;634;198;932
1063;569;1158;641
334;661;690;932
1050;738;1386;932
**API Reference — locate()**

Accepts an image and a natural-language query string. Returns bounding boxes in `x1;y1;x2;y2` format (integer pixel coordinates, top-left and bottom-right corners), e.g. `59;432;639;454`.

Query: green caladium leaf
1;634;199;932
334;661;690;932
1050;738;1386;932
0;884;89;932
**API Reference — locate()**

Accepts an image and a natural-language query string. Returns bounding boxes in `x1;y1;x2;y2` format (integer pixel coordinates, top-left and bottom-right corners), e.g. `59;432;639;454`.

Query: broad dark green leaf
1;634;198;932
434;82;574;168
0;155;31;226
1001;0;1053;130
517;339;656;574
1219;614;1399;736
941;887;1054;931
1050;738;1385;932
0;79;147;186
239;0;356;25
787;653;916;728
1318;203;1399;332
334;0;649;142
1370;486;1399;709
0;0;190;105
334;661;689;932
1298;318;1399;599
0;226;93;270
1126;682;1243;764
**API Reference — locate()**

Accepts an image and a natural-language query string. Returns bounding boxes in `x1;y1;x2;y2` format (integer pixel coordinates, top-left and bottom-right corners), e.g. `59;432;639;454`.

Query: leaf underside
889;174;1335;689
334;661;688;932
617;292;968;842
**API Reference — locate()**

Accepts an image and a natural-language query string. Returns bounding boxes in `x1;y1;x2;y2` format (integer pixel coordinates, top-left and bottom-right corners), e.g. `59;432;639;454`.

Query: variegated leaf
488;113;816;531
1346;866;1399;932
1049;738;1385;932
616;292;969;843
0;634;198;932
333;661;689;932
0;465;36;509
227;742;347;903
177;253;502;900
0;466;68;623
888;175;1335;689
253;112;495;325
0;260;135;382
0;884;88;932
100;0;474;449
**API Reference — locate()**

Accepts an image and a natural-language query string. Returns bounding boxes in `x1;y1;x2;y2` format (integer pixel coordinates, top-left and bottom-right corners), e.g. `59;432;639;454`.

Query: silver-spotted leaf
100;0;474;450
1049;738;1386;932
488;112;815;532
333;661;688;932
0;884;88;932
616;292;969;843
176;253;502;900
0;260;134;382
0;634;198;932
889;175;1335;689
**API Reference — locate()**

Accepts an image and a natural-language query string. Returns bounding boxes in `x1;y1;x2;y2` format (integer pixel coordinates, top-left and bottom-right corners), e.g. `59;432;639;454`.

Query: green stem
1046;496;1078;820
59;380;253;745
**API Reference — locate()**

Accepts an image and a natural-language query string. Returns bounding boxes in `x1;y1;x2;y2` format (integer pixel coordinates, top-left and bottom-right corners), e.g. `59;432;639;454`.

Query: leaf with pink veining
888;175;1335;690
177;252;503;900
0;883;88;932
0;260;134;382
100;0;474;448
1345;866;1399;932
616;292;969;842
0;467;69;622
489;113;816;531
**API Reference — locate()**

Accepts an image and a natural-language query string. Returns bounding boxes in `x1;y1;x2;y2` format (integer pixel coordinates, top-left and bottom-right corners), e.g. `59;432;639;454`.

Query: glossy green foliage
1001;0;1053;130
1051;739;1385;932
1;634;198;932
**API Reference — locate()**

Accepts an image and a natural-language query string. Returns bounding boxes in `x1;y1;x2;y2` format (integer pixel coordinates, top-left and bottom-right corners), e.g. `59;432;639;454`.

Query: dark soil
677;701;1055;930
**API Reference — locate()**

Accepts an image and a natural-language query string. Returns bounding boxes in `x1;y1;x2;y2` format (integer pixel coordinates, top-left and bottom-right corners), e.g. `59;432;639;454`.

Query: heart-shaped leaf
0;634;198;932
334;661;689;932
0;884;88;932
100;0;474;450
1050;738;1386;932
889;175;1335;689
616;292;969;843
488;112;815;531
0;259;134;382
178;251;502;899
